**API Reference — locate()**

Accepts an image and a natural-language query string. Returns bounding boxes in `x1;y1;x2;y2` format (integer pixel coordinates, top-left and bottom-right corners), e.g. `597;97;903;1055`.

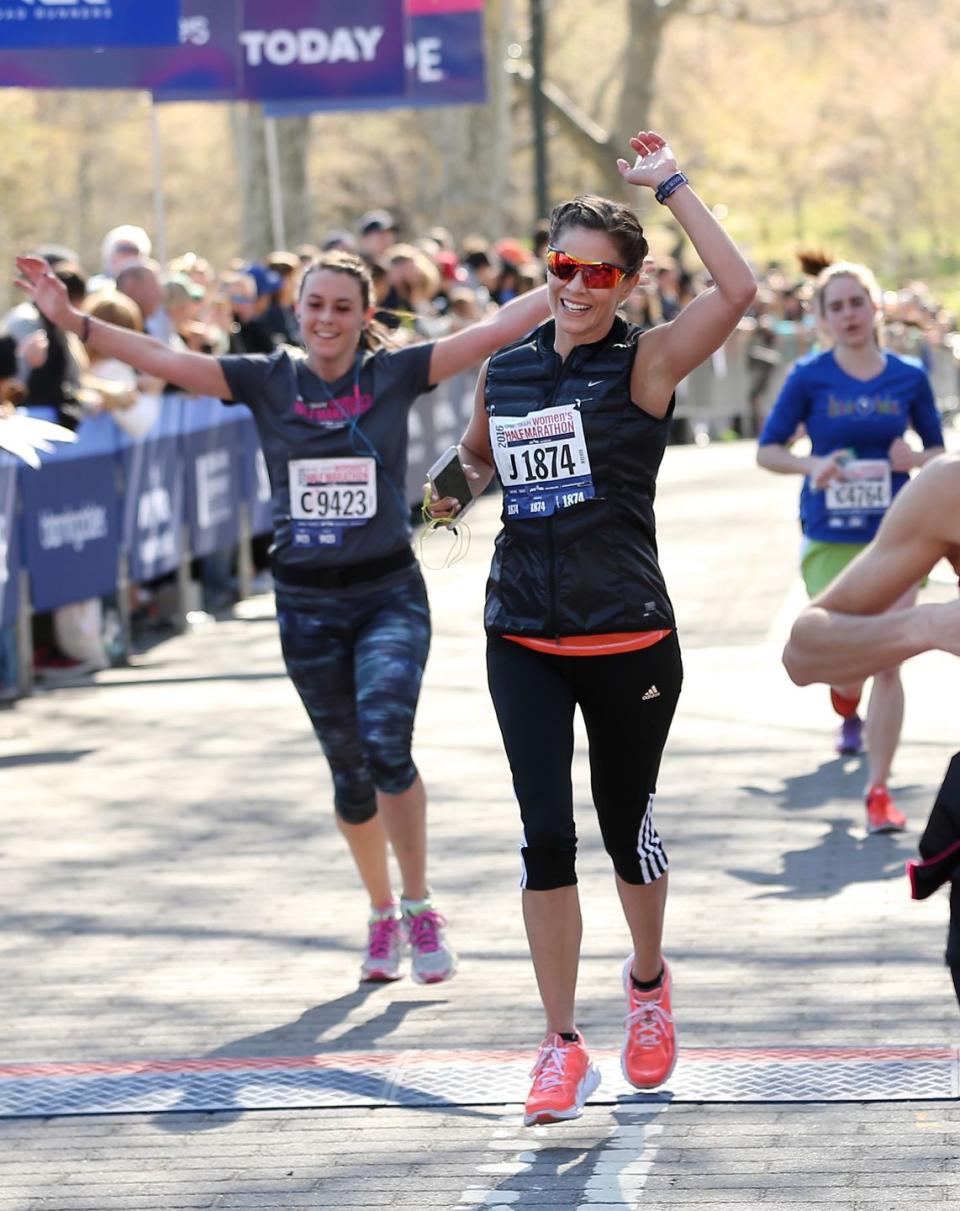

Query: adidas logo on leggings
641;685;660;701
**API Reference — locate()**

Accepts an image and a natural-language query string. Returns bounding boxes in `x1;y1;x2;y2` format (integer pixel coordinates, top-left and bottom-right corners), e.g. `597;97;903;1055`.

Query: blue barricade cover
0;453;20;628
119;396;186;583
180;397;242;559
18;412;122;613
235;410;274;537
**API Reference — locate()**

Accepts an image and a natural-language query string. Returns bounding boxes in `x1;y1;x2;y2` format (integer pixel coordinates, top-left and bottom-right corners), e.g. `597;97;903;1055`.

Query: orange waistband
503;629;672;657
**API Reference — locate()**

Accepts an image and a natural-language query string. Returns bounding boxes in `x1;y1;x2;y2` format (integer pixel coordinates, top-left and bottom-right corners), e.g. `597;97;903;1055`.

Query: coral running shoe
836;714;864;756
866;785;907;834
523;1032;601;1127
621;957;678;1089
360;906;404;982
402;899;457;985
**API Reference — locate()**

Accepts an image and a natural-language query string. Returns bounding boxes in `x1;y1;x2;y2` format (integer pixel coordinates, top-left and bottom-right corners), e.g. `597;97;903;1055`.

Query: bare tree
231;105;312;257
515;0;885;198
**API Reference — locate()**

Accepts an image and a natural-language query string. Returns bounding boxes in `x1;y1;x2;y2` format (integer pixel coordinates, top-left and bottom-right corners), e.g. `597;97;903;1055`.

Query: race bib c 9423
288;456;376;547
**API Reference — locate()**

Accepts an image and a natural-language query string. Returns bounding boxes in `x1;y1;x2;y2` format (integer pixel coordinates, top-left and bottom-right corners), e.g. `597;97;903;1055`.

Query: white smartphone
428;446;474;519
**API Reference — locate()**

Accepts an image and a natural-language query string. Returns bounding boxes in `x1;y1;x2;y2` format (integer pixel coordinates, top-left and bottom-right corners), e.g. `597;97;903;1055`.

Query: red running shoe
523;1032;601;1126
621;958;678;1089
866;785;907;834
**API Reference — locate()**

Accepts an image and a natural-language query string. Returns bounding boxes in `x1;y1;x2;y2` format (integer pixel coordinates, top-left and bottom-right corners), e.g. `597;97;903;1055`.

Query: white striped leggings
486;631;682;891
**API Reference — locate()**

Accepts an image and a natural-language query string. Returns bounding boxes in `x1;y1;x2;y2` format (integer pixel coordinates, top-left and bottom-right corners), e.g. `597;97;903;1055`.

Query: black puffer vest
483;316;676;637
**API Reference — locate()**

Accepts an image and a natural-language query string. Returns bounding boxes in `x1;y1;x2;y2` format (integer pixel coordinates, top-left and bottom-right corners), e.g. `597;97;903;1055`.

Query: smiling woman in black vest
434;130;756;1126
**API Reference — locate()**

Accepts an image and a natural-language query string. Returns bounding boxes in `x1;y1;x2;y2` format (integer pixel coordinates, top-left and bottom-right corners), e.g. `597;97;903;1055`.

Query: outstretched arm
427;287;550;386
426;362;496;520
619;134;756;416
15;256;231;400
783;455;960;685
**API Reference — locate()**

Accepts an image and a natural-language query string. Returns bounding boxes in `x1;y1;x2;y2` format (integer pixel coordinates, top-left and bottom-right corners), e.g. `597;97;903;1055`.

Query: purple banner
0;0;407;101
264;1;485;113
0;1;180;51
238;0;404;101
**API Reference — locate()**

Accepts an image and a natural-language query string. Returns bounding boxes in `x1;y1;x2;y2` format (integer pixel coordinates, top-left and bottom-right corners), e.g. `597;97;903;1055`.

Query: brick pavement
1;440;958;1209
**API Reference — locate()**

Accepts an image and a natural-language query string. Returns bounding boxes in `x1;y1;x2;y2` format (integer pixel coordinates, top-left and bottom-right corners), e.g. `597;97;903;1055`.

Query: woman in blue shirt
758;261;944;833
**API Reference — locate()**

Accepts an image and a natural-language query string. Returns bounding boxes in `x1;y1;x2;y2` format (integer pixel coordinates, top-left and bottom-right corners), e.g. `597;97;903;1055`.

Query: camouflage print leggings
275;567;431;824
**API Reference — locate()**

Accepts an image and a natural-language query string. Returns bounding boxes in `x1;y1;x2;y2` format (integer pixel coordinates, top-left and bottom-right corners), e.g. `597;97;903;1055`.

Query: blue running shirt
758;350;943;543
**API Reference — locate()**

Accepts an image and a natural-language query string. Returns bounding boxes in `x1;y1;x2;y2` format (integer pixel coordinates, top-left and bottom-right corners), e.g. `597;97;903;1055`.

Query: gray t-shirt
220;344;433;567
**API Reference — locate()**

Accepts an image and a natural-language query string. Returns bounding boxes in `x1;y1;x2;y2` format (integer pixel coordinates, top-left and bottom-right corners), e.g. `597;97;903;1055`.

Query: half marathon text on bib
825;459;891;518
490;405;595;519
289;457;376;548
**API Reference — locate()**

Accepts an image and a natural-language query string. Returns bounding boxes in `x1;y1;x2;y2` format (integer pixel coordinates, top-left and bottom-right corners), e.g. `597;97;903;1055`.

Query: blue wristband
655;171;688;205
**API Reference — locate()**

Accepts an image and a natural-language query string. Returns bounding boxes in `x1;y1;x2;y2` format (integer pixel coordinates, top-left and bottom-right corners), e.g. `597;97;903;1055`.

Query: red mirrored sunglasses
546;246;629;289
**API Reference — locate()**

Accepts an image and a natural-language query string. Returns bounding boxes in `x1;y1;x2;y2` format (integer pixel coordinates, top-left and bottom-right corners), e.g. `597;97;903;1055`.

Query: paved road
1;439;959;1209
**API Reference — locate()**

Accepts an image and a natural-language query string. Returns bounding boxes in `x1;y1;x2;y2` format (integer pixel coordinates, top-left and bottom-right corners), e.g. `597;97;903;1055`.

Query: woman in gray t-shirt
17;248;549;986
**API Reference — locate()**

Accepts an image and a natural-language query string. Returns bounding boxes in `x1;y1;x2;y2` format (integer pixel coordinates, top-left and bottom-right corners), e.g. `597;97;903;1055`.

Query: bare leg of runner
865;667;905;787
337;815;393;908
377;773;428;902
523;887;581;1034
616;872;668;982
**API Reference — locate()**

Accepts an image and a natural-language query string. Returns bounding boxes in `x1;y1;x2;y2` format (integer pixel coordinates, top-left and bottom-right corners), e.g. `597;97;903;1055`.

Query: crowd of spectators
2;212;959;696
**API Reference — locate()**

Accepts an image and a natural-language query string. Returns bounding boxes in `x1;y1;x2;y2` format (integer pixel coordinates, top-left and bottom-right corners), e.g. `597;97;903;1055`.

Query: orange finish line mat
0;1046;957;1118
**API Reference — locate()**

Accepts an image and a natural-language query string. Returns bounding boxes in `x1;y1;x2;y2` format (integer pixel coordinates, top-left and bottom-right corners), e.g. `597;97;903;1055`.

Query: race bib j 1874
489;405;595;519
288;456;376;547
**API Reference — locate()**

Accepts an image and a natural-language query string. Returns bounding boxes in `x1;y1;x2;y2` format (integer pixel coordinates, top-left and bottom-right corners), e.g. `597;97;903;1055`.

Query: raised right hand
14;256;76;331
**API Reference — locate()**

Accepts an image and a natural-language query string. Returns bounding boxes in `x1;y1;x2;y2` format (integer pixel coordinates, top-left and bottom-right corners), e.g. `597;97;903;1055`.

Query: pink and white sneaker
402;899;457;984
360;906;404;982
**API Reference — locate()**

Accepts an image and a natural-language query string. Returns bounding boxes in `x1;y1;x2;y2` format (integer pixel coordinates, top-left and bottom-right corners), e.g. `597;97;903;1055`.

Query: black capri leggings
486;631;683;891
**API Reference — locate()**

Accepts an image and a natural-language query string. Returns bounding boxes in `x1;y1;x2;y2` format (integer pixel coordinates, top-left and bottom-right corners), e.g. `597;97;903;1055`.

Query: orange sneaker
523;1032;601;1126
621;957;677;1089
866;785;907;834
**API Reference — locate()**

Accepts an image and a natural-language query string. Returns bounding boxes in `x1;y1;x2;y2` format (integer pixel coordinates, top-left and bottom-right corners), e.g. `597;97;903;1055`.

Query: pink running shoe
621;957;678;1089
402;899;456;984
360;907;404;982
524;1032;601;1127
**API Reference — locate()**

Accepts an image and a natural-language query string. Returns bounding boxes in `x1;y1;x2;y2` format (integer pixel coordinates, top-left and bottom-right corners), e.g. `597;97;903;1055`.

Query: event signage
17;411;121;614
0;0;181;50
120;398;185;583
180;398;241;560
0;454;19;628
0;0;409;101
236;413;274;538
265;0;486;113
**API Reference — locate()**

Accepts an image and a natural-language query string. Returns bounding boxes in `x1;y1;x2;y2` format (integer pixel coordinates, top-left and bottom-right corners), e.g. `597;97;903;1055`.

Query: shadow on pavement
727;816;915;898
152;986;498;1133
0;748;95;769
740;756;874;812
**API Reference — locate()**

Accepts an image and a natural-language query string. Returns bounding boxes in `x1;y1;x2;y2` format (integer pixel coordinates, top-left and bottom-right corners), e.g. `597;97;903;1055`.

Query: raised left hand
14;256;75;331
616;131;679;191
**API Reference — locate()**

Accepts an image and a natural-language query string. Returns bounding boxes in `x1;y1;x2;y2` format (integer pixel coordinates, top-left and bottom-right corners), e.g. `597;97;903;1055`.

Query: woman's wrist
66;309;87;339
654;171;689;205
